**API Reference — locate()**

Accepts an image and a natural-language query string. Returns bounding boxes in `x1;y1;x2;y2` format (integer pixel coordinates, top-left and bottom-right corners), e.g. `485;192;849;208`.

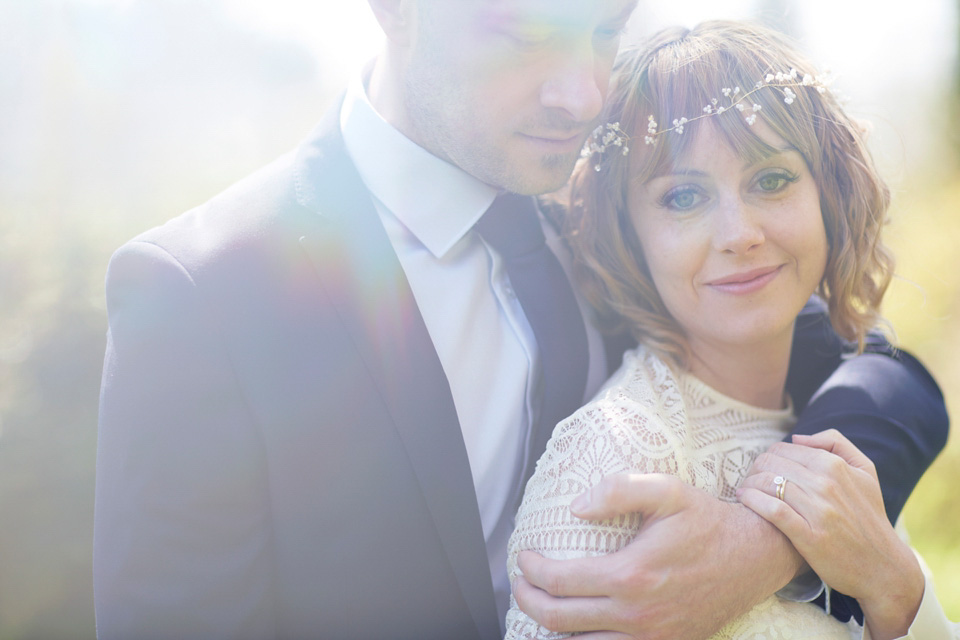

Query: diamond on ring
774;475;787;501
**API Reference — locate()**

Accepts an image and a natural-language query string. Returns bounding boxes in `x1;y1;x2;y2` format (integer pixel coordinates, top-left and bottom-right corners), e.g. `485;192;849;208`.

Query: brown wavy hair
564;20;894;366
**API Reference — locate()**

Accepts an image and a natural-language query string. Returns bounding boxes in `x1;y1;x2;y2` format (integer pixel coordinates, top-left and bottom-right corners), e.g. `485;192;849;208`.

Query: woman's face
628;121;828;354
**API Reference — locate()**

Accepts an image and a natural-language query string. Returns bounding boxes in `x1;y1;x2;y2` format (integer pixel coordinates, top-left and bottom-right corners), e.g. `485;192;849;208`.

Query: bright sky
71;0;955;100
70;0;957;171
213;0;955;98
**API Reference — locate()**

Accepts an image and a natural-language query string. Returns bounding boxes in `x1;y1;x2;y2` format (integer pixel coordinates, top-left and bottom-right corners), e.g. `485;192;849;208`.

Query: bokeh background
1;0;958;637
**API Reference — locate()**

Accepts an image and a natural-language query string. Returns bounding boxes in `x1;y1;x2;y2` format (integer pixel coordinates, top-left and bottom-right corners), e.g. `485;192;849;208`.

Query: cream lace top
504;344;862;639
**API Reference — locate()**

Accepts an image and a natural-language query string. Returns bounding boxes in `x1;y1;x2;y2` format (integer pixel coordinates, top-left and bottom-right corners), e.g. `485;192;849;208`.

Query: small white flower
622;146;629;155
745;114;758;125
704;105;714;114
733;86;741;95
735;103;746;112
756;80;764;89
753;103;762;112
722;87;732;97
775;72;785;82
644;136;655;145
789;68;798;79
717;106;726;114
802;74;814;86
594;164;602;172
783;87;796;105
765;74;775;83
712;98;719;106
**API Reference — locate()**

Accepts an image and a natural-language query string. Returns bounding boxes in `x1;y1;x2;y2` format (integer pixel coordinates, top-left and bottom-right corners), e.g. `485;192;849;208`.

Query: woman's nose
713;197;765;254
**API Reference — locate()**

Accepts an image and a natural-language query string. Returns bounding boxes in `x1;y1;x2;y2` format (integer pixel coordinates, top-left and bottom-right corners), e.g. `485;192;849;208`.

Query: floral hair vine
581;122;630;172
581;68;832;171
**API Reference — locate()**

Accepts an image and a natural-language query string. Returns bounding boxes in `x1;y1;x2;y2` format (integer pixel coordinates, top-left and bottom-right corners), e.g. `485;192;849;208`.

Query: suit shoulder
128;149;307;262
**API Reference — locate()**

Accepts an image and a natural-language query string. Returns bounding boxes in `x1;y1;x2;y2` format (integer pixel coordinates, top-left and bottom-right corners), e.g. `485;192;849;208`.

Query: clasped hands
513;430;921;640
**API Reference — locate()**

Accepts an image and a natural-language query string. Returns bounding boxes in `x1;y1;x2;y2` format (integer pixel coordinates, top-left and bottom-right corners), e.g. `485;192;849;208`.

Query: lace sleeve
503;368;691;640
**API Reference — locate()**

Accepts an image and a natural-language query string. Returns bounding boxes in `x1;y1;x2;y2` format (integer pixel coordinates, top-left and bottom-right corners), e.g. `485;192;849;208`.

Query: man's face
400;0;637;195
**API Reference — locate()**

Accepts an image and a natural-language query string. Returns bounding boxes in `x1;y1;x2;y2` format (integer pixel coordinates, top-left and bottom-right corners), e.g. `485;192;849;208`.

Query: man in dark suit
94;1;947;638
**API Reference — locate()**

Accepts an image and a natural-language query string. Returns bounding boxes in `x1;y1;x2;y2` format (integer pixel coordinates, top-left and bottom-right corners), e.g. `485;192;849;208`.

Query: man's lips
706;265;784;294
519;132;587;152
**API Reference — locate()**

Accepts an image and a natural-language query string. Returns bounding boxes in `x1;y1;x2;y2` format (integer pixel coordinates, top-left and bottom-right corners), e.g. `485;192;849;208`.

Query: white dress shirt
340;75;607;621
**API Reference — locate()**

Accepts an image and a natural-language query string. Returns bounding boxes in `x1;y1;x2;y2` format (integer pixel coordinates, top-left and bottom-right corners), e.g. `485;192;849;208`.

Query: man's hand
512;473;804;640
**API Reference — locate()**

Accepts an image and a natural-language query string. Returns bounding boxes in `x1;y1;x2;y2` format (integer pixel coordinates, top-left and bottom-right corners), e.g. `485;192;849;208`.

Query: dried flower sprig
580;122;630;171
644;68;831;144
579;68;832;170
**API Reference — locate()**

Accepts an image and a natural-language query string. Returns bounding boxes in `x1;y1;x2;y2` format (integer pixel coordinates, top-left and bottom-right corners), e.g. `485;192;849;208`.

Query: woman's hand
738;429;925;640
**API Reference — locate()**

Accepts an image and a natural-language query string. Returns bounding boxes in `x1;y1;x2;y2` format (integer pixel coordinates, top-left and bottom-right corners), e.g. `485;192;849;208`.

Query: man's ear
367;0;416;46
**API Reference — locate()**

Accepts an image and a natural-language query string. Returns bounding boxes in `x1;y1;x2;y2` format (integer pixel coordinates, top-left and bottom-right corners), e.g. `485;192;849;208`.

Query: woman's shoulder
534;345;692;481
593;343;684;408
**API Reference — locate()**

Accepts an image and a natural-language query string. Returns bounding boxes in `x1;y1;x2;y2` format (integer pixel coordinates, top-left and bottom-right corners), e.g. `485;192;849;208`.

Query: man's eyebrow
482;1;638;32
478;6;521;30
605;1;638;26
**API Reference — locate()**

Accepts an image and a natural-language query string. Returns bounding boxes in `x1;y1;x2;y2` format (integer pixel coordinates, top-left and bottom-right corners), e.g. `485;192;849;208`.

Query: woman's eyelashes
754;169;800;194
658;184;708;211
655;167;802;212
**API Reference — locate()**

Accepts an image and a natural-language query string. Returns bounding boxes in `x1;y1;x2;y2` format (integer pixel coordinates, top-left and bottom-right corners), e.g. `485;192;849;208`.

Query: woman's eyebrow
650;168;709;179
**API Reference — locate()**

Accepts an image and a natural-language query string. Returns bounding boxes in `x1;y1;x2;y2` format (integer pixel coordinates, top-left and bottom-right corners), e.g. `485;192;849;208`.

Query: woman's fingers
791;430;878;478
737;486;811;544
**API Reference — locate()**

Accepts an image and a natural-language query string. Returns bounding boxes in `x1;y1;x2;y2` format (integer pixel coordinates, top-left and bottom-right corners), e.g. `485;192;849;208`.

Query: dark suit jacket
95;104;948;639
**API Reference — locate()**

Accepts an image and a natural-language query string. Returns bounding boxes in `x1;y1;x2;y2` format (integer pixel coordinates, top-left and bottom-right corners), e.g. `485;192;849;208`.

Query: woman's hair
565;20;894;366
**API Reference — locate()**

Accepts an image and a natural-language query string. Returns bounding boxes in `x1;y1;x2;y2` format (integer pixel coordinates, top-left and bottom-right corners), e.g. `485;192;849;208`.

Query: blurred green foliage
0;2;957;638
886;179;960;620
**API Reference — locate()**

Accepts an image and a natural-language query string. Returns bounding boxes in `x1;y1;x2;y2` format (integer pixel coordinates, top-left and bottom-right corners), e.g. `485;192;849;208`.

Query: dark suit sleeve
784;297;949;623
94;241;275;639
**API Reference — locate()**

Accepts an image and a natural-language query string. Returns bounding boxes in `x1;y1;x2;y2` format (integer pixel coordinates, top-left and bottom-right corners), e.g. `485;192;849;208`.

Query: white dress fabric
504;344;863;639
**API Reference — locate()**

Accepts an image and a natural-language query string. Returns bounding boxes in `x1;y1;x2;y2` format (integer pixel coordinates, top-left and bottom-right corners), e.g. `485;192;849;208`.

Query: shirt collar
340;74;498;259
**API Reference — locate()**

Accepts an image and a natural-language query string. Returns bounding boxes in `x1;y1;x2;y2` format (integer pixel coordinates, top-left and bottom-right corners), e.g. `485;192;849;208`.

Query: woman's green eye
758;174;787;192
757;171;800;193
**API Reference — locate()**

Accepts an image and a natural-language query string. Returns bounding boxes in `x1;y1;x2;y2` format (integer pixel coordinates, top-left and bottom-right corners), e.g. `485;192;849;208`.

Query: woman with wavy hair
505;20;957;639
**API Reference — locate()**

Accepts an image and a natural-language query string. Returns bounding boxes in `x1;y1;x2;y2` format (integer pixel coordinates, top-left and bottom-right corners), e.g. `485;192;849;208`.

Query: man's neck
366;52;418;149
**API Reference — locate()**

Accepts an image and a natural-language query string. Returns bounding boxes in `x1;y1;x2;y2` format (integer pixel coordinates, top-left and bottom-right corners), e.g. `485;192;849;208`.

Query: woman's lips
706;265;784;294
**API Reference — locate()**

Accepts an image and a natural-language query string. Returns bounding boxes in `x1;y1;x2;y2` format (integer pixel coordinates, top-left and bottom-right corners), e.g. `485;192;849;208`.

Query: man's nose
539;46;605;124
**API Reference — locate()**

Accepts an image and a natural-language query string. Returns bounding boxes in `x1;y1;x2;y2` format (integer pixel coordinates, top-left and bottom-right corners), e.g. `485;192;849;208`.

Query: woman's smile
704;264;785;295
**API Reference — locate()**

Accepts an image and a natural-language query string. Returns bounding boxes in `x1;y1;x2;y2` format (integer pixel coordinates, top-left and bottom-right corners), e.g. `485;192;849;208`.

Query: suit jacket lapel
294;107;500;640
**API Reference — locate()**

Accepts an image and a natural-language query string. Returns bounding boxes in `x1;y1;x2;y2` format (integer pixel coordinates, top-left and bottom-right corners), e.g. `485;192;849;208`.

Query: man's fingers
517;550;618;597
511;574;613;634
570;473;686;521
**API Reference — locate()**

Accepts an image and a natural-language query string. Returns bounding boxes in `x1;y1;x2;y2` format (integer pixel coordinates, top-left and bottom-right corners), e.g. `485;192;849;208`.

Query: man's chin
499;153;580;195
